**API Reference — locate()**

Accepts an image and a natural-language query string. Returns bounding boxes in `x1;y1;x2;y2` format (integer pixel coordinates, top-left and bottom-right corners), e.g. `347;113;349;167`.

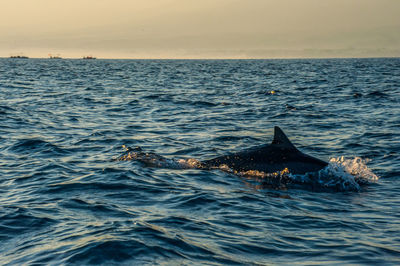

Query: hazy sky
1;0;399;58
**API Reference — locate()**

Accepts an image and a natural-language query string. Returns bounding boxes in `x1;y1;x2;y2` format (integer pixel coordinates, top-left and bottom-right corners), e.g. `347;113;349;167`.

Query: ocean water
0;58;399;265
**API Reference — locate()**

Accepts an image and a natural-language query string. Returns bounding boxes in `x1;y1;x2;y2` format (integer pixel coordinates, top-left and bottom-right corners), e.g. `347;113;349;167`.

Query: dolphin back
202;126;328;175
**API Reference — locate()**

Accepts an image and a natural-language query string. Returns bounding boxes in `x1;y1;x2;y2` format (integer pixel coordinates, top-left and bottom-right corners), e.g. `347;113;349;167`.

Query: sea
0;58;399;265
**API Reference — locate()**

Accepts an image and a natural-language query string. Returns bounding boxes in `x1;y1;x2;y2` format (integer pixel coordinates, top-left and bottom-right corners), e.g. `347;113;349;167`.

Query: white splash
118;150;203;169
329;156;379;181
177;158;203;169
291;156;379;191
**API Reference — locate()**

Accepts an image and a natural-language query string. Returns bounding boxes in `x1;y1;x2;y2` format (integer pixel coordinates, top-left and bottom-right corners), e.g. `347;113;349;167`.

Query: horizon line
1;55;400;60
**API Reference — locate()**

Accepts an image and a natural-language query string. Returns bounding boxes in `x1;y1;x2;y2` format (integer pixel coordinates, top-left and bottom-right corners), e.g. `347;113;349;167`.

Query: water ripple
0;58;399;265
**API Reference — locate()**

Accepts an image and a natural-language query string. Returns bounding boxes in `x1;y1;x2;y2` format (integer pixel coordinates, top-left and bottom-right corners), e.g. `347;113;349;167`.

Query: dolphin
201;126;328;175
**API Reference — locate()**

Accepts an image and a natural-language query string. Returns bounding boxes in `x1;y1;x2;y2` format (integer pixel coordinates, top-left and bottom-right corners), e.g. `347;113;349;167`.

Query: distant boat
49;54;62;59
82;56;96;59
10;55;29;59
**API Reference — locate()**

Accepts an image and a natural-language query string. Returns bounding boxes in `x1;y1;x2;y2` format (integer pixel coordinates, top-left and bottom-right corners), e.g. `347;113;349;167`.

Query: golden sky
1;0;399;58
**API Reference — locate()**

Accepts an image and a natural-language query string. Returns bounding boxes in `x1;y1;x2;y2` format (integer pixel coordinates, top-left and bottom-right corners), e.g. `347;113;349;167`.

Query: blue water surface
0;58;399;265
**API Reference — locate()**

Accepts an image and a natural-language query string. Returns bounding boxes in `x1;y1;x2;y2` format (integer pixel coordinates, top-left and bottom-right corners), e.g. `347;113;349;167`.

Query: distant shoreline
1;56;399;60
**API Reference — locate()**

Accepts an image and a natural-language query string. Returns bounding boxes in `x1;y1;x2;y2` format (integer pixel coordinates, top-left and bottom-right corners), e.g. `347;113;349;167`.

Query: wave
0;207;56;240
9;139;68;156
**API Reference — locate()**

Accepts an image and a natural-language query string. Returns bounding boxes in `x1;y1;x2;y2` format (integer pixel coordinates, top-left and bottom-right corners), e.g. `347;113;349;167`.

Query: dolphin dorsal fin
271;126;297;149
